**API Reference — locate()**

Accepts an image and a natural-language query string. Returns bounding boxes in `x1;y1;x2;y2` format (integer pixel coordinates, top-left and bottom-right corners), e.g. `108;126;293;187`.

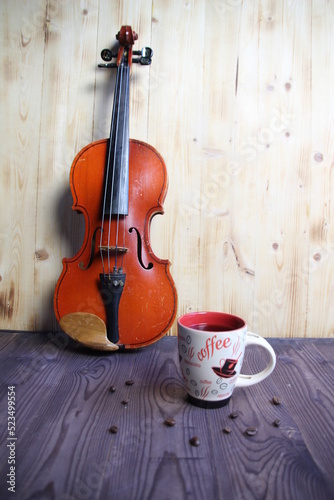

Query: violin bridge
99;245;128;254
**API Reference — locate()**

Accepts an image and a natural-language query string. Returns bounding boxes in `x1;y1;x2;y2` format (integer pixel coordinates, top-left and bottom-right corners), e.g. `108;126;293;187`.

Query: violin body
54;138;177;349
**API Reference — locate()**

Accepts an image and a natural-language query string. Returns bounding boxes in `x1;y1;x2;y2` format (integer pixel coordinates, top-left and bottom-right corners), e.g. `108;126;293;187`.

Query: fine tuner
98;46;153;68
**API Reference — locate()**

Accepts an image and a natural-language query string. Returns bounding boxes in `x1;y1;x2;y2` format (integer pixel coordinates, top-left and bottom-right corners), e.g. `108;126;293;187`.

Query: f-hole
78;226;100;270
129;227;153;270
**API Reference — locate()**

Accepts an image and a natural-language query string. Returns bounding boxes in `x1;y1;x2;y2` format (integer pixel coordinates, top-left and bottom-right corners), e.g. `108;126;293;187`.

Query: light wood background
0;0;333;338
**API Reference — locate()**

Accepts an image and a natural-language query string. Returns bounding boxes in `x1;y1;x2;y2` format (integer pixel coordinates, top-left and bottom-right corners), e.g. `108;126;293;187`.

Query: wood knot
35;249;49;261
314;152;323;163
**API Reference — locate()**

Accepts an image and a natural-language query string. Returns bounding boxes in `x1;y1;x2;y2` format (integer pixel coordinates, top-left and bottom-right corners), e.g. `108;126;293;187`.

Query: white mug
178;311;276;408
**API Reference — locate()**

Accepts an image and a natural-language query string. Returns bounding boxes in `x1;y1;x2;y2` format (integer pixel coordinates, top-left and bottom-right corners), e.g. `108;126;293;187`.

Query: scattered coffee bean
164;418;176;427
273;419;281;427
223;427;232;434
109;426;118;434
109;385;116;393
125;380;134;386
190;436;200;447
229;411;239;419
245;427;258;436
121;398;129;405
272;396;282;406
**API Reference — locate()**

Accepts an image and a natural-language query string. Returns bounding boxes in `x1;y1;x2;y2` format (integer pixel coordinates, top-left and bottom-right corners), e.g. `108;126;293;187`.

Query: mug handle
235;332;276;388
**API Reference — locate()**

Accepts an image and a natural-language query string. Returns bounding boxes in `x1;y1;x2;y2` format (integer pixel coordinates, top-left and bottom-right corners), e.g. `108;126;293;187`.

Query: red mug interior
178;311;245;332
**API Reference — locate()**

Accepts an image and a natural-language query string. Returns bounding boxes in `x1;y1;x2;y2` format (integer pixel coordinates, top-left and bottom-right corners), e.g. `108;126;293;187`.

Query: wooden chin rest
59;312;119;351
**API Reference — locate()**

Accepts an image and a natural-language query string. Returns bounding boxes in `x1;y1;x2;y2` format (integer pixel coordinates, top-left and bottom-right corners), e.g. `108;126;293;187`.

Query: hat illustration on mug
212;358;238;378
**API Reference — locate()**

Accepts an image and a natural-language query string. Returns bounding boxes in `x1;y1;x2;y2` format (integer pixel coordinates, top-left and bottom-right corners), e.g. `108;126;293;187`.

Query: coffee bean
223;427;232;434
272;396;282;405
229;411;239;419
245;427;258;436
109;385;116;393
190;436;200;447
109;426;118;434
164;418;176;427
121;398;129;405
273;419;281;427
125;380;134;386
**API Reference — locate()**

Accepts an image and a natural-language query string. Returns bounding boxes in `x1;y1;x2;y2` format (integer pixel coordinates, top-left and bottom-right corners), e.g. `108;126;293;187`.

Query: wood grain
0;0;334;338
0;334;334;499
0;0;45;330
307;0;334;338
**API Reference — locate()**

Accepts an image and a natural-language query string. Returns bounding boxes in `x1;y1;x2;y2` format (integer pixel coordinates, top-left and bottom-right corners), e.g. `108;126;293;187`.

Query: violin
54;26;177;351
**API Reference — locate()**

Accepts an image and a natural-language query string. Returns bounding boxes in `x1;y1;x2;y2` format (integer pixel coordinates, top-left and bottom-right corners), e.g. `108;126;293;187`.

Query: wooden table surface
0;332;333;500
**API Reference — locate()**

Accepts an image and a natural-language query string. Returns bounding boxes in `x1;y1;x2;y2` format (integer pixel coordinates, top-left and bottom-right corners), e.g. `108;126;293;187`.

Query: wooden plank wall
0;0;333;338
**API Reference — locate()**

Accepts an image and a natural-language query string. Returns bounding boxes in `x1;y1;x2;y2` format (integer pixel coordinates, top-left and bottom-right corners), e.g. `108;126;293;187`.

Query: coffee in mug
178;311;276;408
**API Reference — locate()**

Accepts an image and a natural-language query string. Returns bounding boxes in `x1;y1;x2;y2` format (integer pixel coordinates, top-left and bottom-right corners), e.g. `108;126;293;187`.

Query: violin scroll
116;25;138;47
99;26;152;68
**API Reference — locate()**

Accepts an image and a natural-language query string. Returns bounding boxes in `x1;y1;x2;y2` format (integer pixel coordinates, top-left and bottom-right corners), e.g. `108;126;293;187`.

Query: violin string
99;66;121;277
114;65;123;270
116;64;130;272
107;61;124;273
121;65;130;271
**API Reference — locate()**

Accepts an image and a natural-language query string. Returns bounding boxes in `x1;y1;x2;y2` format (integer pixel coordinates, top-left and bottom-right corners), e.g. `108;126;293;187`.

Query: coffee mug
178;311;276;408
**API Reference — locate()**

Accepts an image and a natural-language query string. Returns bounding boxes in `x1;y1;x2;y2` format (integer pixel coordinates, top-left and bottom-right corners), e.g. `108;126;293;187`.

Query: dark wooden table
0;332;333;500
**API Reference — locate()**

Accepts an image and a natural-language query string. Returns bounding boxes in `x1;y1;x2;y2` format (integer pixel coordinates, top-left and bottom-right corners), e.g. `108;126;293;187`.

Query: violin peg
132;47;153;65
59;312;119;351
101;48;113;62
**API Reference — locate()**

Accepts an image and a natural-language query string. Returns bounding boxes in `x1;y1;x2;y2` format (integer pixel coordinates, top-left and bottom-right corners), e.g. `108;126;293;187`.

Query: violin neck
104;61;130;216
